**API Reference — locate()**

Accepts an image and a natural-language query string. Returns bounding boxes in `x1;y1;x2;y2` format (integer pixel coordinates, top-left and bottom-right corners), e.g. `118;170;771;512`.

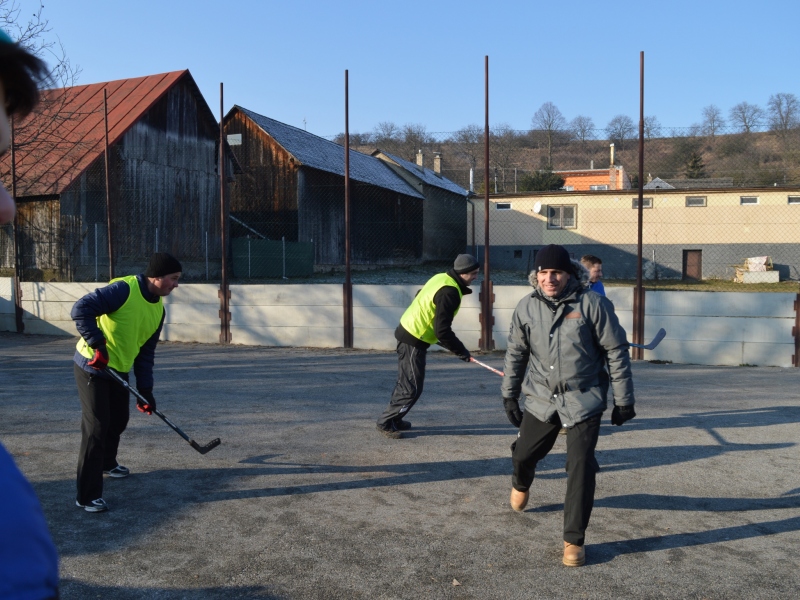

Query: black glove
611;405;636;426
456;350;471;362
503;397;523;427
136;388;157;415
87;342;109;370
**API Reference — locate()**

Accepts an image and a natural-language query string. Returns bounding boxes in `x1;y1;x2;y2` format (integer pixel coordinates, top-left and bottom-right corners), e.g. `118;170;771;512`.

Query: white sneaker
76;498;109;512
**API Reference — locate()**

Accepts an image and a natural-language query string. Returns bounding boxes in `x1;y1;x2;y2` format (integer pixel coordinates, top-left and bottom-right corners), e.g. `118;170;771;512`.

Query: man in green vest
71;252;182;512
376;254;480;438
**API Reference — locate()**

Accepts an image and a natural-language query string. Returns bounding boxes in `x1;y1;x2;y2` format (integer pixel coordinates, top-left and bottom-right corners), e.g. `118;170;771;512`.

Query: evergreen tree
518;168;565;192
685;151;706;179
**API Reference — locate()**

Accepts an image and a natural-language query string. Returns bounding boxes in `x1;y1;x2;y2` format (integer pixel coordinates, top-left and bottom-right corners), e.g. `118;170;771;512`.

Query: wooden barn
372;149;468;261
223;106;426;266
0;70;228;281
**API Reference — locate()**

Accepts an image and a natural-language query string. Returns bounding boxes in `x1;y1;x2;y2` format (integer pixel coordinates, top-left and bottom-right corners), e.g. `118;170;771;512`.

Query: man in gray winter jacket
500;244;635;567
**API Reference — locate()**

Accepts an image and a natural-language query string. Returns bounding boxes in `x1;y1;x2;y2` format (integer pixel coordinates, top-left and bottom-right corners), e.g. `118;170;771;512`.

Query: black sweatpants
512;411;601;546
377;341;427;427
74;363;130;504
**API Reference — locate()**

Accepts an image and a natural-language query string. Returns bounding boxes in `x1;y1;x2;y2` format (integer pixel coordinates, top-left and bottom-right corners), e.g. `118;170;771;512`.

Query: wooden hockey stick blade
630;328;667;350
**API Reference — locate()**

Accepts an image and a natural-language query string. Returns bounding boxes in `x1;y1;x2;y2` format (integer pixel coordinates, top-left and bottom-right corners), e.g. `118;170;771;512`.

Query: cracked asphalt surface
1;332;799;599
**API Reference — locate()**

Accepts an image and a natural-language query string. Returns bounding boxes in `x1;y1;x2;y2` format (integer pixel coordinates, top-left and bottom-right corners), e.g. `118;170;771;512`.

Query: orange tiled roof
2;70;189;197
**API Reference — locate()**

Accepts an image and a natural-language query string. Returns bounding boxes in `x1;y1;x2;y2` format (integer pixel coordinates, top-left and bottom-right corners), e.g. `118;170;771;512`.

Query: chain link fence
2;93;799;288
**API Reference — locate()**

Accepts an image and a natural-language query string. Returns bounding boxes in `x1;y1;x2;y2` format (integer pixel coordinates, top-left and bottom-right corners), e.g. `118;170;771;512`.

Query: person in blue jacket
0;442;59;599
72;252;181;512
581;254;605;296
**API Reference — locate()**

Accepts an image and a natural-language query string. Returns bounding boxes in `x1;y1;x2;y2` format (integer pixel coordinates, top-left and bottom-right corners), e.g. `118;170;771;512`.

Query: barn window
740;196;759;205
631;197;653;209
496;203;512;210
788;195;800;205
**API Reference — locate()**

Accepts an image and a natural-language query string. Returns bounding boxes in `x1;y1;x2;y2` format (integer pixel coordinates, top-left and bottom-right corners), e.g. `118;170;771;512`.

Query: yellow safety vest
399;272;462;344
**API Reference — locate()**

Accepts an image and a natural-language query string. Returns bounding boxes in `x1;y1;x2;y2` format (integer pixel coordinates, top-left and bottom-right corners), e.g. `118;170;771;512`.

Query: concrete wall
0;278;795;368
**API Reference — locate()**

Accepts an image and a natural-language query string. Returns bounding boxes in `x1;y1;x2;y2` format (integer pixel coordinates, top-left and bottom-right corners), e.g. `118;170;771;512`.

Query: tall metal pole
10;116;23;333
343;69;353;348
218;82;231;343
103;88;114;280
633;51;645;360
480;55;494;351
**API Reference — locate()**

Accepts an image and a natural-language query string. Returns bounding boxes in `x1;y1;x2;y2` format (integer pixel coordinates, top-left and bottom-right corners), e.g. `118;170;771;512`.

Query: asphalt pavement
1;332;799;599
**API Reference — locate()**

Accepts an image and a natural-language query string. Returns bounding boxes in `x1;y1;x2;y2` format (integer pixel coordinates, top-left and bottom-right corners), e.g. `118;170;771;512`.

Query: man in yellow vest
376;254;480;438
71;253;182;512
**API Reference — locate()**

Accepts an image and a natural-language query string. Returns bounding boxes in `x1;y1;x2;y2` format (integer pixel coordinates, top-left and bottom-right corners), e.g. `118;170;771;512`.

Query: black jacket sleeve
432;286;469;357
71;281;131;347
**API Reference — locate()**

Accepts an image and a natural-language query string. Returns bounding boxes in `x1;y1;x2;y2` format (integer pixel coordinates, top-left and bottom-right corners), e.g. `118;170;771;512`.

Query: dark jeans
377;341;427;427
512;411;601;546
74;363;130;503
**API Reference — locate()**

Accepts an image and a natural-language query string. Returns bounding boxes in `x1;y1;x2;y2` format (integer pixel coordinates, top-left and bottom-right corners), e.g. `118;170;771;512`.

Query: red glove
87;343;109;370
136;388;156;415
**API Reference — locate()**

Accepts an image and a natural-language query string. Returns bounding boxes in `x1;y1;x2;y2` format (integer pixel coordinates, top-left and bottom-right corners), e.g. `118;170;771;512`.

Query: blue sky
14;0;800;138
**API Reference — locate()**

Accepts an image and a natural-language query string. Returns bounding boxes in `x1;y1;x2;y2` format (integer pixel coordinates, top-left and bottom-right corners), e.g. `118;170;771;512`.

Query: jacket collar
446;268;474;295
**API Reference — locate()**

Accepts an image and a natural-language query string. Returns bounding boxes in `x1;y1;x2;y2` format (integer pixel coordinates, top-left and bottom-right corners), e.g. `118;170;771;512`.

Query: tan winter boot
563;541;585;567
510;488;529;512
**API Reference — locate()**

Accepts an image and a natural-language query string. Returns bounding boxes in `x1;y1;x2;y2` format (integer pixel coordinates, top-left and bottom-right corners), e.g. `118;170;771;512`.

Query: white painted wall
0;278;795;368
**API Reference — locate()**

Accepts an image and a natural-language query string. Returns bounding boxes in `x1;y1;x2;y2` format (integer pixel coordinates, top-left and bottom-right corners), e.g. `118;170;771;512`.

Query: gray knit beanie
453;254;480;274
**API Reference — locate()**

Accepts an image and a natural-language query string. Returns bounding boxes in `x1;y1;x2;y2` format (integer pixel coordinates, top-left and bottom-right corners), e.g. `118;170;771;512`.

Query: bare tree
728;102;764;134
1;0;83;196
643;115;662;140
399;123;433;163
766;92;799;137
490;123;520;191
569;115;595;143
449;124;483;171
701;105;725;139
606;114;636;150
531;101;566;167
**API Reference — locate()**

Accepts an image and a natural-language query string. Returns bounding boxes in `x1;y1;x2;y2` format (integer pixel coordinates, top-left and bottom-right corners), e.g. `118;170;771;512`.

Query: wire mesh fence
1;85;799;289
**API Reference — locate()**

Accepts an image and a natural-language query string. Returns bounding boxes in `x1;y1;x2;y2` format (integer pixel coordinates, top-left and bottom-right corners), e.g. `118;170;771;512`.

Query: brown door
682;250;702;280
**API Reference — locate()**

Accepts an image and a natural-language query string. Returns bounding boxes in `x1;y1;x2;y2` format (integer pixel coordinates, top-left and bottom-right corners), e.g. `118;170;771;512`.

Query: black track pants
74;363;130;504
511;411;601;546
377;341;427;427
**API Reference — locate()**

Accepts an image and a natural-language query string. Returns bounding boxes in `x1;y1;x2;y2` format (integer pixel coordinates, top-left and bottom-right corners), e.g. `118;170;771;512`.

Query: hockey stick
629;328;667;351
106;369;221;455
470;357;505;377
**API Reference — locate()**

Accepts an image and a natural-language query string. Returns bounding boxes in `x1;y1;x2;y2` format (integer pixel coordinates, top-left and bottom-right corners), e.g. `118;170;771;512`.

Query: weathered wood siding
298;167;423;265
225;111;298;241
58;78;223;280
421;185;467;261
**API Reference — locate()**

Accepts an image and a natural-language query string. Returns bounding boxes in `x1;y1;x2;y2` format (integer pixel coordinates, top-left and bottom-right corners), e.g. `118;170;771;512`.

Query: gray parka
501;261;634;427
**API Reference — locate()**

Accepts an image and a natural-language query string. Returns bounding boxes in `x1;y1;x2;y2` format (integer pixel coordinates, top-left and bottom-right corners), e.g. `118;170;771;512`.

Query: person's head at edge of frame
580;254;603;284
144;252;182;297
533;244;573;298
0;29;49;225
453;253;480;286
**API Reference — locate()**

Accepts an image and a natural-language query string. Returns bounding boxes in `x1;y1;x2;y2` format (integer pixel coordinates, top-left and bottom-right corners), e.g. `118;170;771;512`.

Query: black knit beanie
453;253;480;274
144;252;182;277
533;244;571;273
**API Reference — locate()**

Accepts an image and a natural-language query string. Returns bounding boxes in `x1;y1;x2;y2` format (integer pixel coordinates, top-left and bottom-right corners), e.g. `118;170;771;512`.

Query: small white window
788;196;800;205
686;196;707;207
590;184;608;191
562;185;574;191
496;203;512;210
631;197;653;209
740;196;759;205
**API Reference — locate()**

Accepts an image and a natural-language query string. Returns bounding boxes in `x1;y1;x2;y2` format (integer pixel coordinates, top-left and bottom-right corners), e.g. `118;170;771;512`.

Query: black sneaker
103;465;130;478
393;418;412;431
376;422;403;439
76;498;109;513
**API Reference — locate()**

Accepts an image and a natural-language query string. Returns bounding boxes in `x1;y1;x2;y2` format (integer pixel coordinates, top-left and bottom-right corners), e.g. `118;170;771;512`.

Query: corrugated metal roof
2;70;200;196
234;106;424;200
375;150;468;197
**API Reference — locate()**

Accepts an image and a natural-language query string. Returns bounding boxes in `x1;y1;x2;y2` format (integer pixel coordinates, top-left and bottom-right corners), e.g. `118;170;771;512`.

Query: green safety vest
76;275;164;373
399;272;462;345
